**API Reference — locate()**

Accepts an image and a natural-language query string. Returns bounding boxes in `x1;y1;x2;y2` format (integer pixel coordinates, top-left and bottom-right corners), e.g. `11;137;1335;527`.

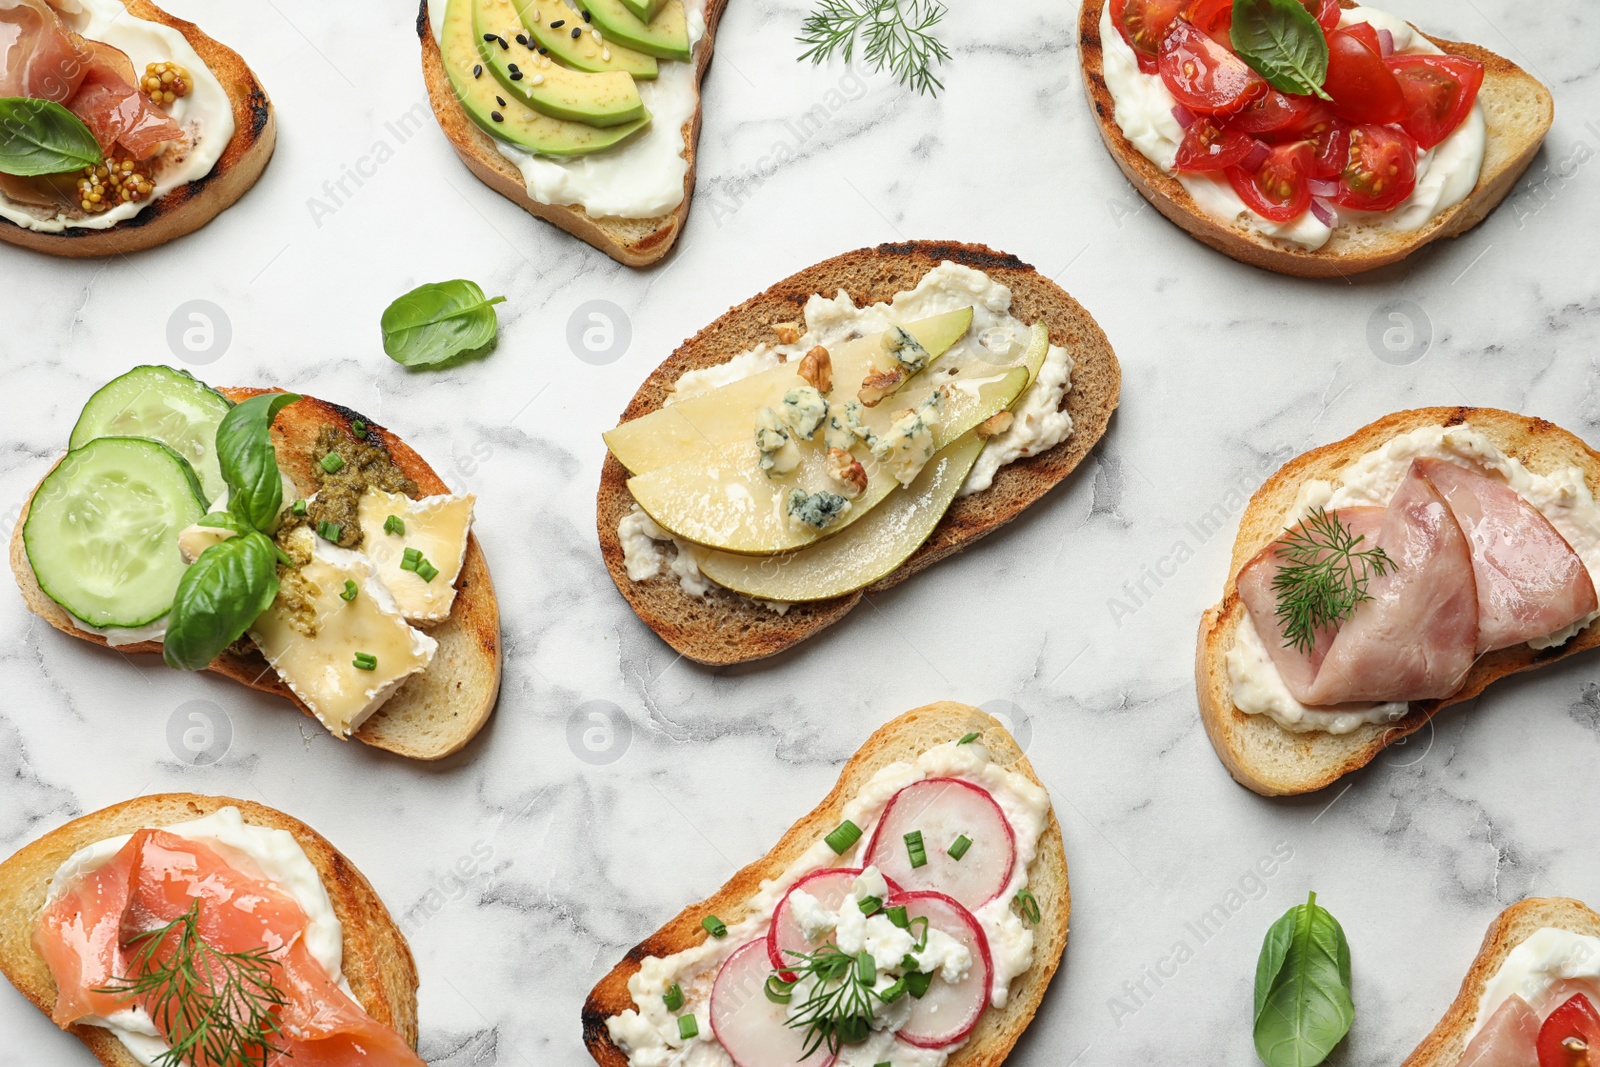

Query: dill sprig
797;0;952;97
780;945;880;1058
93;899;289;1067
1271;508;1394;654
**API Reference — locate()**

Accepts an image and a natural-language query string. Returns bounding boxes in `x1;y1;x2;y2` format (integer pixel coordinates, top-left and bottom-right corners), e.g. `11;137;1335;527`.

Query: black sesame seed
483;32;496;41
473;63;483;78
498;35;510;49
571;26;581;37
496;95;506;106
509;62;520;72
516;33;530;46
491;110;504;122
537;46;549;54
549;18;564;27
582;10;591;20
510;70;523;80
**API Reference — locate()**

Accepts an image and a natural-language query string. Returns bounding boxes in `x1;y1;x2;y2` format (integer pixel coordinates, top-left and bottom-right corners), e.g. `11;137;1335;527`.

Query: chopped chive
317;520;342;542
899;953;920;971
383;514;405;536
676;1015;698;1040
662;983;684;1011
878;978;906;1003
875;1061;894;1067
340;580;358;603
957;731;980;745
764;975;794;1004
352;652;377;672
857;895;882;917
948;834;973;861
885;904;909;929
416;560;440;582
351;419;367;439
400;547;422;572
701;915;727;938
904;830;927;869
291;498;307;516
319;452;344;474
908;916;930;952
824;819;862;854
854;951;875;985
904;970;933;999
1015;887;1041;925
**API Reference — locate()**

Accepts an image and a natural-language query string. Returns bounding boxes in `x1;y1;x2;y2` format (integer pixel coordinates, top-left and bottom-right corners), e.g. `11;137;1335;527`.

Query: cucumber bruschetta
10;366;500;760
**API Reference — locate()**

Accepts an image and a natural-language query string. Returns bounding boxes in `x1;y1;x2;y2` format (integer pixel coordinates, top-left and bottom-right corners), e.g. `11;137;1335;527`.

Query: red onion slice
1378;28;1395;57
1307;178;1341;199
1239;139;1271;174
1311;198;1339;227
1171;103;1197;128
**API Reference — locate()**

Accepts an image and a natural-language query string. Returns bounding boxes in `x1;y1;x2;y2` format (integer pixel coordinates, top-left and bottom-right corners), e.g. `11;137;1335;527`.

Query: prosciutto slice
1418;458;1598;652
0;0;89;101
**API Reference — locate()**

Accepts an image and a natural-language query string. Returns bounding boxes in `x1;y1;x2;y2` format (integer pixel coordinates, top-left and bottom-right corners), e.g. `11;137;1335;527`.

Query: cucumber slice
25;437;207;628
69;366;232;503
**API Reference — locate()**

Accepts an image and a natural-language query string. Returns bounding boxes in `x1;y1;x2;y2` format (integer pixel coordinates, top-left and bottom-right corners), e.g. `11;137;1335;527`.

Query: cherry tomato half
1333;123;1418;211
1276;104;1351;178
1158;18;1267;115
1227;141;1314;222
1231;89;1319;134
1323;27;1408;124
1386;54;1484;149
1537;994;1600;1067
1112;0;1188;69
1187;0;1233;41
1174;116;1261;172
1304;0;1341;31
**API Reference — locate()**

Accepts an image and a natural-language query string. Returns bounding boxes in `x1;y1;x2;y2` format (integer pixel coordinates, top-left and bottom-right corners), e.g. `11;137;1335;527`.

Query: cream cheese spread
1228;424;1600;733
603;740;1051;1067
1466;928;1600;1044
617;262;1076;603
44;806;351;1067
0;0;236;233
1097;2;1487;252
428;0;706;219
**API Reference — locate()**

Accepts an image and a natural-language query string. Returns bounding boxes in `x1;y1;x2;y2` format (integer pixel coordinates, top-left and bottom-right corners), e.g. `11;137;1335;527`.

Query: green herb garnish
1253;891;1354;1067
381;279;506;368
1230;0;1334;100
353;652;377;671
956;731;980;745
1015;887;1040;925
340;579;359;603
663;983;684;1011
1271;508;1393;654
797;0;950;97
779;945;880;1057
702;915;727;938
825;820;863;854
948;834;972;861
383;514;405;536
904;830;927;869
319;451;344;474
0;97;102;175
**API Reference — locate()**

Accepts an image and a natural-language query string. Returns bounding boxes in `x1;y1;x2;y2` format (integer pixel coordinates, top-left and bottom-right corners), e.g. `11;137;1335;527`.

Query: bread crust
581;701;1071;1067
596;240;1122;665
1196;407;1600;796
416;0;727;268
1078;0;1554;278
1400;897;1600;1067
8;388;502;762
0;0;275;258
0;793;420;1067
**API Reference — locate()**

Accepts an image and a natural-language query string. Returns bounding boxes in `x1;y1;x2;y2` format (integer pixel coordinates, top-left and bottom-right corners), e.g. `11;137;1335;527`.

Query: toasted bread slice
597;240;1122;665
1197;407;1600;796
582;701;1070;1067
1078;0;1553;278
417;0;727;268
1401;897;1600;1067
0;793;419;1067
0;0;275;258
9;388;501;761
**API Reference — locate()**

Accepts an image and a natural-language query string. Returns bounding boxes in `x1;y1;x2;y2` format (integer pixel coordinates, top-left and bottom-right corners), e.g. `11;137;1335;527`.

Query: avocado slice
442;0;650;157
474;0;644;126
620;0;663;20
512;0;658;79
574;0;691;62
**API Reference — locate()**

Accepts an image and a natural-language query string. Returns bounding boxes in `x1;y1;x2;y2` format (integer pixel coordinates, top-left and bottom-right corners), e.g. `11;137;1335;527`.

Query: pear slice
695;432;986;601
626;366;1027;555
603;307;976;475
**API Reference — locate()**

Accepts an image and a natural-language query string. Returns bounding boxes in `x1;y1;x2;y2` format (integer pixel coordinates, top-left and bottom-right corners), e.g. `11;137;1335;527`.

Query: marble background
3;0;1599;1063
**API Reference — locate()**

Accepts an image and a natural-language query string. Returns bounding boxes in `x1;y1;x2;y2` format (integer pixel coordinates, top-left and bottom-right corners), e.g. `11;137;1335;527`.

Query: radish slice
891;891;993;1049
767;868;863;980
864;779;1015;910
711;940;834;1067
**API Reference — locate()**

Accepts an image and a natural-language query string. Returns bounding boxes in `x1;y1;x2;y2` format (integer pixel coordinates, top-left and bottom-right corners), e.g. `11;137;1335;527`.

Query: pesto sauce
277;425;418;551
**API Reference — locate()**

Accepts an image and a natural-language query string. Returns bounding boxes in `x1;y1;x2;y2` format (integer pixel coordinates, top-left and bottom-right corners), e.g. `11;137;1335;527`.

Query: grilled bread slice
0;793;420;1067
416;0;728;267
597;240;1122;665
1197;407;1600;796
0;0;275;258
582;701;1070;1067
9;388;501;761
1400;897;1600;1067
1078;0;1553;278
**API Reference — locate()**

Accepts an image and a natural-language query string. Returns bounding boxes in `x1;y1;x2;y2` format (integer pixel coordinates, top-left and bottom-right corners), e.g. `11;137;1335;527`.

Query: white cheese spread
44;806;351;1067
1228;424;1600;733
1097;2;1487;252
603;739;1051;1067
0;0;236;233
1467;927;1600;1044
428;0;706;219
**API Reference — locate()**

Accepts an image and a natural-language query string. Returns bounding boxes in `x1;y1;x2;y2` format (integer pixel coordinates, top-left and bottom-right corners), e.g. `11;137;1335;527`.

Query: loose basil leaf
216;392;301;532
0;98;102;176
381;280;506;368
1253;891;1354;1067
1231;0;1334;101
163;532;281;671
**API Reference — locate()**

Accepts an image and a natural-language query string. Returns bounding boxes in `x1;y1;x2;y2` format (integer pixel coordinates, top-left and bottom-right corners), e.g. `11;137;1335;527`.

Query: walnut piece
771;321;802;345
798;346;833;394
858;366;907;407
827;448;868;498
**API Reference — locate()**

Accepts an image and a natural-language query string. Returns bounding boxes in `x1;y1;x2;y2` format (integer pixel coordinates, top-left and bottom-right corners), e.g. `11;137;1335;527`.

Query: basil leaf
381;280;506;368
196;512;255;535
0;98;102;176
163;532;280;671
216;392;301;532
1230;0;1333;101
1253;892;1354;1067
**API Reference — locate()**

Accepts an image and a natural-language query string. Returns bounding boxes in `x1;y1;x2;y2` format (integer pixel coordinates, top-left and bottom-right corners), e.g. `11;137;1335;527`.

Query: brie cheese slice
356;489;476;623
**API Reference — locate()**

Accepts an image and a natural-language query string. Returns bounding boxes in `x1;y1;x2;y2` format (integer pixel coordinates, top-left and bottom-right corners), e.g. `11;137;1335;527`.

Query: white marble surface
2;0;1599;1064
